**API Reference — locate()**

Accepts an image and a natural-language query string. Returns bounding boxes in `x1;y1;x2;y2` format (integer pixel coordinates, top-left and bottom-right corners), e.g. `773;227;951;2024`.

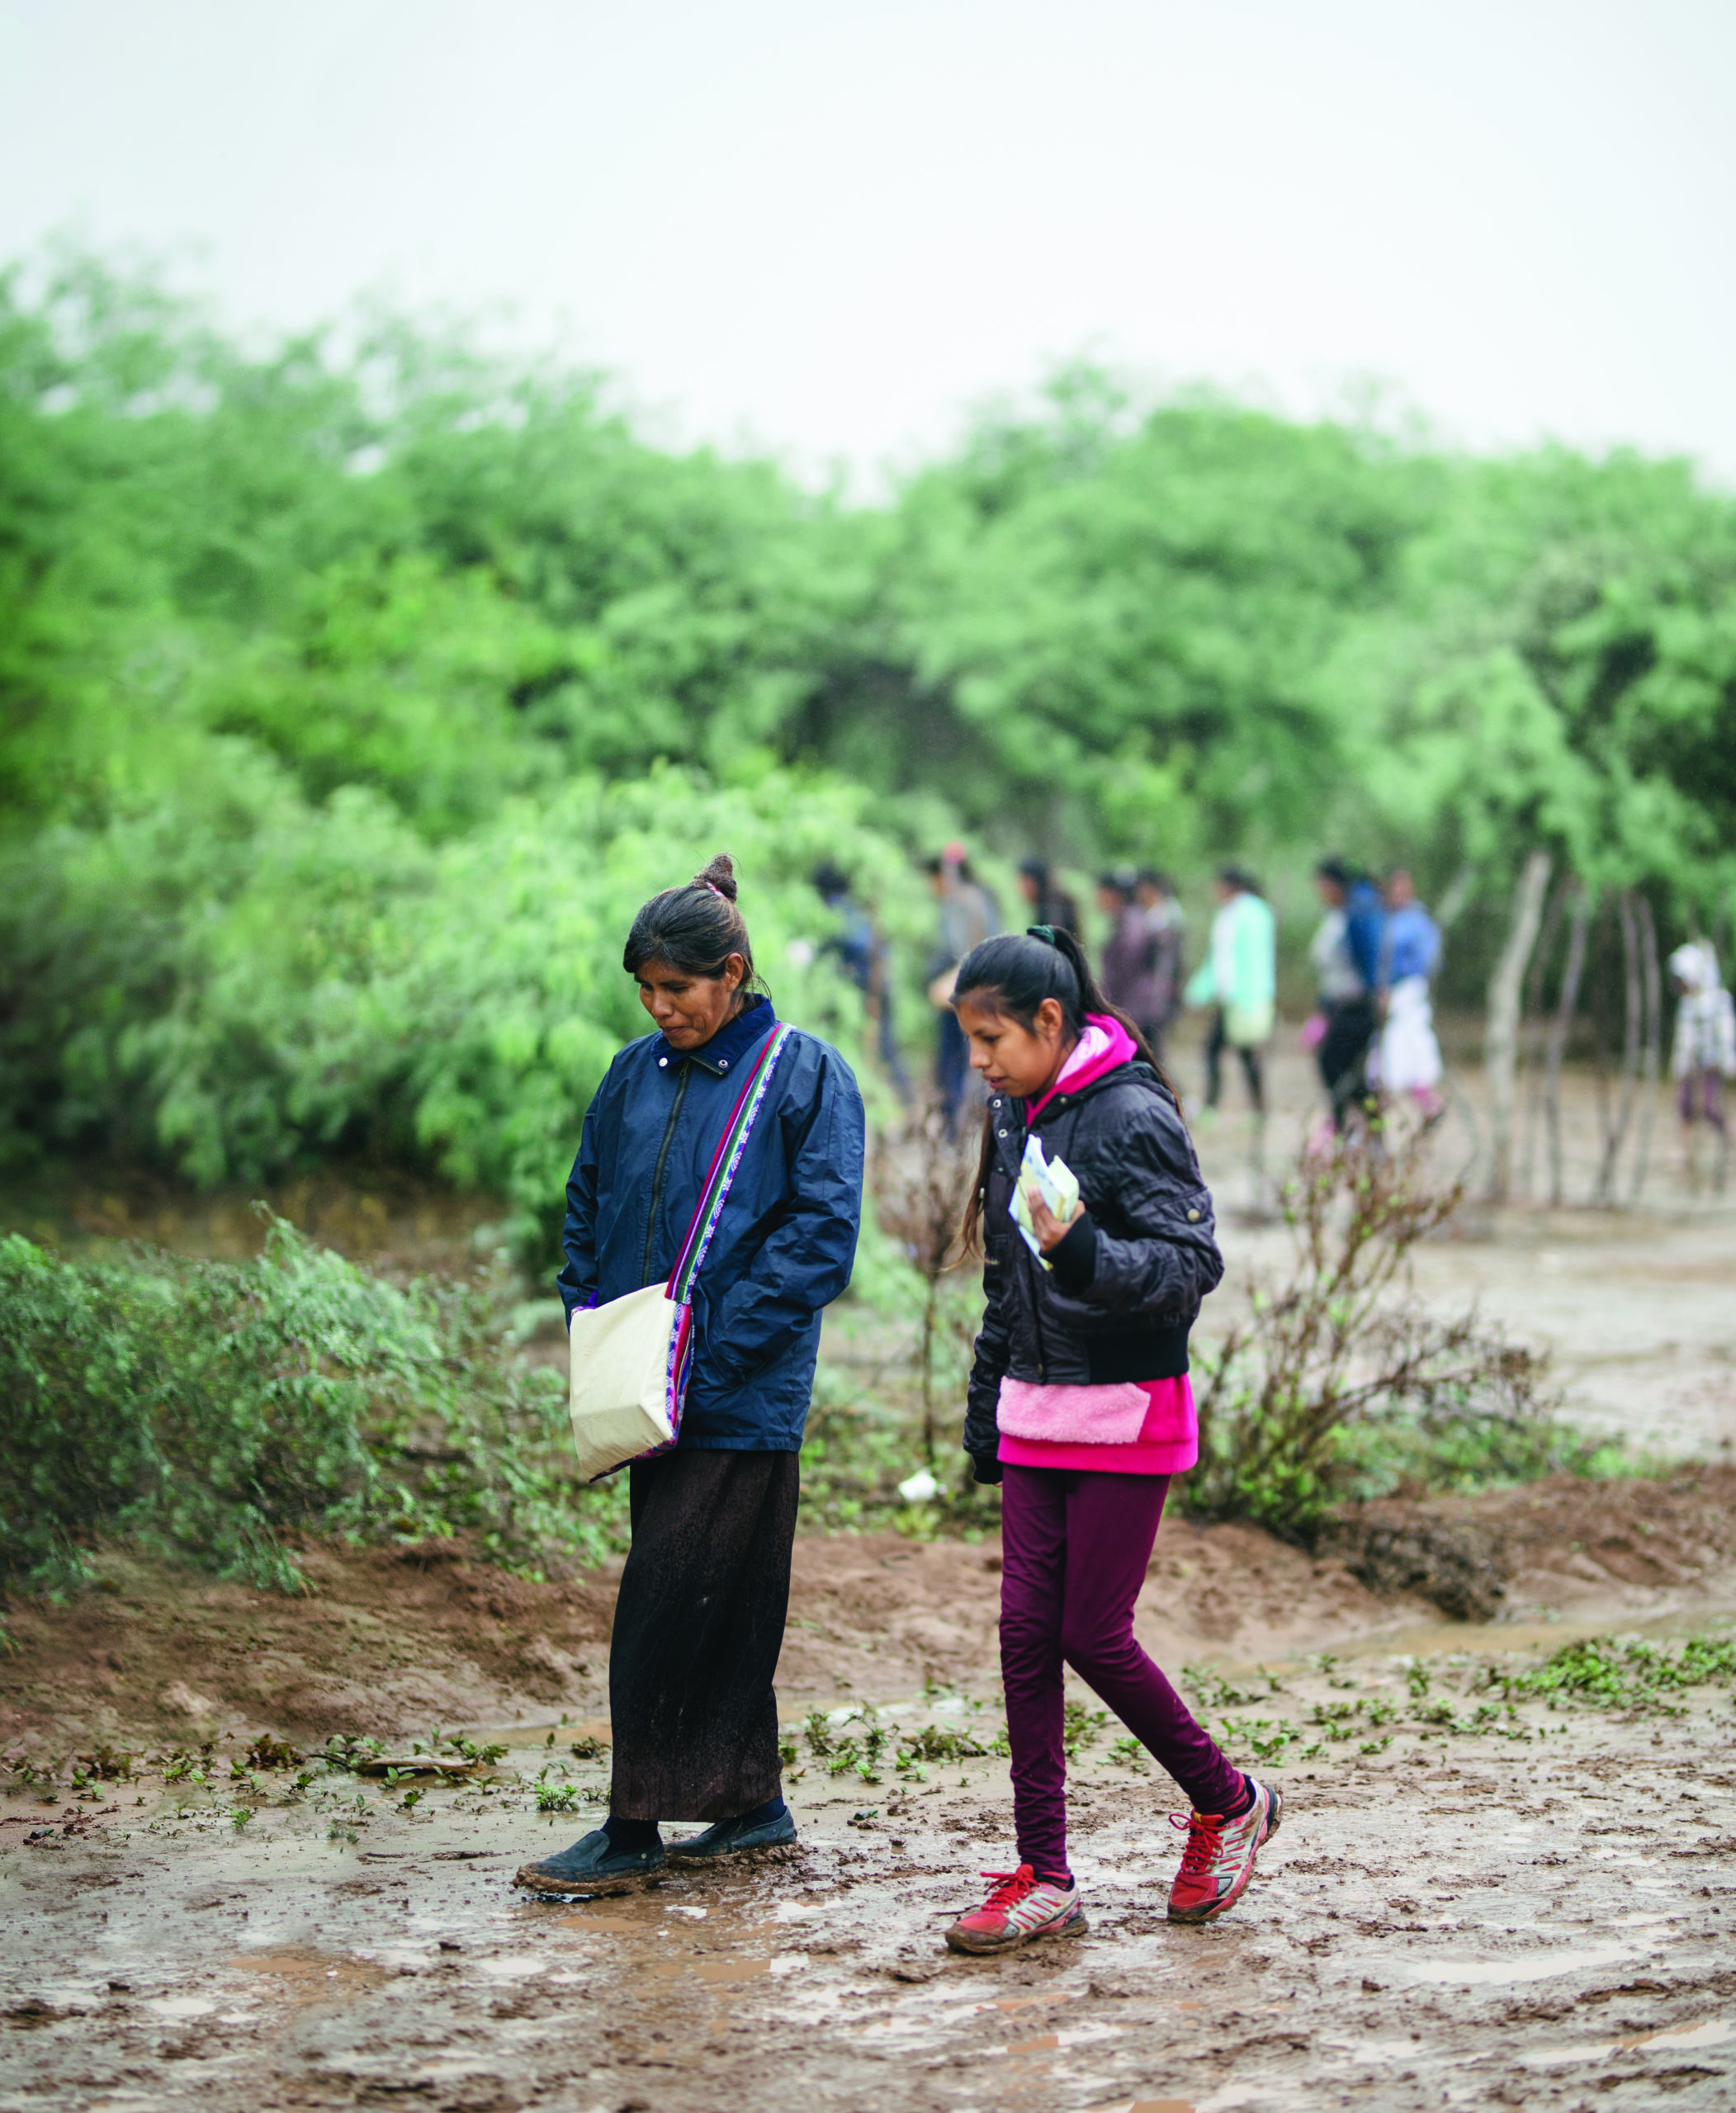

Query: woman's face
955;992;1070;1099
636;954;747;1048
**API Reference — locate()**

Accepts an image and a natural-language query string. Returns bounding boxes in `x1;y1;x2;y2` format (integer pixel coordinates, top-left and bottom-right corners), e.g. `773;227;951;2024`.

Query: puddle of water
228;1949;390;2002
142;1995;218;2020
475;1954;549;1983
1085;2101;1194;2113
1524;2015;1734;2068
1382;1943;1636;1987
695;1957;770;1983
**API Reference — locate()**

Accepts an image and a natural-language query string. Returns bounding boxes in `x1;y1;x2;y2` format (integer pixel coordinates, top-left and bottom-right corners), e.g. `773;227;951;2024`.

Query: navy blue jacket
1344;880;1386;995
556;997;864;1451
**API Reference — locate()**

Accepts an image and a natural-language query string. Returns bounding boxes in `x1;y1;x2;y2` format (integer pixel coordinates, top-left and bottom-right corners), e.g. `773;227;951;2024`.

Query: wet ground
5;1611;1734;2113
5;1042;1734;2106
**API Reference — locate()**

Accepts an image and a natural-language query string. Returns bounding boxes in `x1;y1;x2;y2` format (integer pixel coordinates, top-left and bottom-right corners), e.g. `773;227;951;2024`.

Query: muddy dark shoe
666;1807;798;1865
513;1827;665;1896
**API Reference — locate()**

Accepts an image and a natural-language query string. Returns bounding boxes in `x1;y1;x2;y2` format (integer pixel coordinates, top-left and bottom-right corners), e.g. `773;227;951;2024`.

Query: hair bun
693;851;739;903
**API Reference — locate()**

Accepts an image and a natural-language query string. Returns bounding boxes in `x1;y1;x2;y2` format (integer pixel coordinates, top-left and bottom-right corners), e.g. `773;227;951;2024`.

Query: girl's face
637;953;747;1048
955;992;1071;1100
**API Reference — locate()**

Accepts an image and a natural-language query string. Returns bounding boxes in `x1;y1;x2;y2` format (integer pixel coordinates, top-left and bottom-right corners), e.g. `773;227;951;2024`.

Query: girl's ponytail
1039;925;1166;1080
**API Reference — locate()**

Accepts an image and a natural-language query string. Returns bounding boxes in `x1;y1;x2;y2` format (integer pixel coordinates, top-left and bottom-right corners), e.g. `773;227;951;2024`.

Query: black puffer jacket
963;1061;1223;1484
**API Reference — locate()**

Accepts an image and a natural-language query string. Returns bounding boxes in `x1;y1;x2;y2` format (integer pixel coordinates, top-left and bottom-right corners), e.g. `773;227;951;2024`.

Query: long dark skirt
608;1445;800;1822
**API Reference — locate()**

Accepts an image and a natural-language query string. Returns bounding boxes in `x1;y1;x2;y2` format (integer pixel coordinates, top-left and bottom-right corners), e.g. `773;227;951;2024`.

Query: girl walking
944;926;1280;1954
515;855;864;1895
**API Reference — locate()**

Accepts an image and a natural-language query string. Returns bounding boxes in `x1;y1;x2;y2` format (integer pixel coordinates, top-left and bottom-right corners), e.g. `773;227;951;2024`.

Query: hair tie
1026;924;1057;947
700;880;725;899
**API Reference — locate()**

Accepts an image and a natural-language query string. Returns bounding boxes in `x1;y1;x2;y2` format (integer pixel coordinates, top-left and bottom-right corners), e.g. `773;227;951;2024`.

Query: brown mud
5;1047;1736;2106
5;1472;1734;1757
6;1478;1736;2111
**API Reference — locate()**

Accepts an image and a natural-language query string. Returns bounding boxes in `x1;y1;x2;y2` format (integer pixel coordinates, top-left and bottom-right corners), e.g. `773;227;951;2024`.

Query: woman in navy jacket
515;854;864;1896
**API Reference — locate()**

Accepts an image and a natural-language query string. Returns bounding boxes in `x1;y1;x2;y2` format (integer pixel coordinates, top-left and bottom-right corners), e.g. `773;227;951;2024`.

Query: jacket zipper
641;1062;693;1287
1025;1097;1079;1381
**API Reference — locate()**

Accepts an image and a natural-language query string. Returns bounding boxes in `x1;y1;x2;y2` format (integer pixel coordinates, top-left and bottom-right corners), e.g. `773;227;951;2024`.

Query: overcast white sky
1;0;1731;485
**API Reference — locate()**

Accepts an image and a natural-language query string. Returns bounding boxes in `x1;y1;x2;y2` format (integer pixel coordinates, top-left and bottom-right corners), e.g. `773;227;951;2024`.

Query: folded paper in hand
1009;1133;1080;1272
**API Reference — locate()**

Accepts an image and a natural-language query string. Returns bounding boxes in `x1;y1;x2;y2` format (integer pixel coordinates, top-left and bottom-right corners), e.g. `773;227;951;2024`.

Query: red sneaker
1166;1777;1282;1925
944;1864;1087;1955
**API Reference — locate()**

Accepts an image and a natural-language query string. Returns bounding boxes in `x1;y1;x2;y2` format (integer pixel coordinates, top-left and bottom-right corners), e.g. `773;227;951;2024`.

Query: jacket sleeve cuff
1048;1211;1098;1293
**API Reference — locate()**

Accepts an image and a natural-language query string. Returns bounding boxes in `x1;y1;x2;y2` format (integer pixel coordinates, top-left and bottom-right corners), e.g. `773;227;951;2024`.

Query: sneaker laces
979;1864;1039;1911
1171;1808;1225;1880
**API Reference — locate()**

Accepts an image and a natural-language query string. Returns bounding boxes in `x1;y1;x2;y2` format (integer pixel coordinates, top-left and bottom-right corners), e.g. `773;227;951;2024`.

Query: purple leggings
1000;1463;1242;1876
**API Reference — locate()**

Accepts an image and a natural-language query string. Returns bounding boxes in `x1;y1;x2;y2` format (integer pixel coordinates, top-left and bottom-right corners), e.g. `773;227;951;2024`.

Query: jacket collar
655;994;776;1079
1026;1014;1138;1123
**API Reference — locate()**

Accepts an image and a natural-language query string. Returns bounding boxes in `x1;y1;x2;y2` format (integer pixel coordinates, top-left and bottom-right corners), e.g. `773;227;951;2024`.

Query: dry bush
868;1106;981;1466
1189;1129;1558;1538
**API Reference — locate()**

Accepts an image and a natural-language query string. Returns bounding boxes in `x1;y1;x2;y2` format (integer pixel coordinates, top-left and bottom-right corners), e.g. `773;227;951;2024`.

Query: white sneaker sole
944;1903;1089;1956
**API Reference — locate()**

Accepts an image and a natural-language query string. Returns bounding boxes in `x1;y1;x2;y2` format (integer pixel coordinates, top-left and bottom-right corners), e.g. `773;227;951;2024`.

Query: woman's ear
1035;995;1066;1039
723;952;748;994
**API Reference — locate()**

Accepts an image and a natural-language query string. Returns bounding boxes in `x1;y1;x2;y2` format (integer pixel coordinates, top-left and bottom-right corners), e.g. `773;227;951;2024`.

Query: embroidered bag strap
665;1021;794;1307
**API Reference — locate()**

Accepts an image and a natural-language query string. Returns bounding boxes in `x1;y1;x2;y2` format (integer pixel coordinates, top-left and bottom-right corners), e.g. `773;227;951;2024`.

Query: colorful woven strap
666;1022;794;1307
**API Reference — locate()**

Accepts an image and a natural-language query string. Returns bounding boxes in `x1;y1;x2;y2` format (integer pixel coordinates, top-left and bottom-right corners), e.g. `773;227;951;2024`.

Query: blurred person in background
1185;868;1275;1118
1135;869;1186;1062
1017;855;1081;936
1669;939;1735;1192
518;853;863;1898
1096;865;1152;1028
1305;858;1384;1132
925;844;1000;1132
1369;867;1444;1118
811;861;911;1103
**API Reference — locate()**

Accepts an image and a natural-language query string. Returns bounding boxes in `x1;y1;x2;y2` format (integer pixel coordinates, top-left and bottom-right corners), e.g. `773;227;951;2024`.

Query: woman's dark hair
953;925;1179;1252
622;852;761;1000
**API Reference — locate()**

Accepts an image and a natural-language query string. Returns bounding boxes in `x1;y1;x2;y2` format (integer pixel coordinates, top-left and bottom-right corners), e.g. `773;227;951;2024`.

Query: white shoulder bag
567;1022;793;1482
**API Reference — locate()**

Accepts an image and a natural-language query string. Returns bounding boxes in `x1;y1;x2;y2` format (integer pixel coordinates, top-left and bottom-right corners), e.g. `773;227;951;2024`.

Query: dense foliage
0;1216;614;1592
2;251;1734;1218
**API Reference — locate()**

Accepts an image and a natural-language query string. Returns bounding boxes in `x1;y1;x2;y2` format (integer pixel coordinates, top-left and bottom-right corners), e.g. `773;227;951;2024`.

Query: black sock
1038;1867;1074;1888
736;1794;787;1827
603;1814;662;1851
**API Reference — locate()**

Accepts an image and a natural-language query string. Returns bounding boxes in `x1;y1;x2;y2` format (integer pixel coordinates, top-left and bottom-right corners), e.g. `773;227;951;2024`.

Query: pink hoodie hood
1026;1012;1138;1122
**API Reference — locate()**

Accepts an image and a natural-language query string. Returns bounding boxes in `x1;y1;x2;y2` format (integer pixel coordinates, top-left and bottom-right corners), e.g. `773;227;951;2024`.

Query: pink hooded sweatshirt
996;1015;1199;1477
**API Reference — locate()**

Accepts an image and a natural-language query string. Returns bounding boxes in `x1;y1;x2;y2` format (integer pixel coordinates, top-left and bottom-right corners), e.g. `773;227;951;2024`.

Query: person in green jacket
1185;868;1276;1116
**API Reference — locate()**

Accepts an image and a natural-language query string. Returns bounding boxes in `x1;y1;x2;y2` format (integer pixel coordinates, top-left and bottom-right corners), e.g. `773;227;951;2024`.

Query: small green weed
1219;1714;1302;1764
1181;1664;1261;1710
1497;1634;1736;1716
245;1734;301;1770
896;1724;988;1764
1062;1702;1108;1758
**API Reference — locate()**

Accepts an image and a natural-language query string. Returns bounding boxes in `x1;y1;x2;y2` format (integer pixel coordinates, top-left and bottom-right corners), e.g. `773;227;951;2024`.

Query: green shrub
0;1216;626;1592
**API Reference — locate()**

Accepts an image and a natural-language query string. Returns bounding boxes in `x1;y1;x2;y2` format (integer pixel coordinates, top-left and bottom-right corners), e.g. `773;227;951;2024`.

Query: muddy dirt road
7;1478;1736;2113
5;1043;1735;2108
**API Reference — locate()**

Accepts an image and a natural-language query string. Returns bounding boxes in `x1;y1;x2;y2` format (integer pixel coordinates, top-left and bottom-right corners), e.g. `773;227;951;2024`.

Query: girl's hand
1024;1184;1085;1255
